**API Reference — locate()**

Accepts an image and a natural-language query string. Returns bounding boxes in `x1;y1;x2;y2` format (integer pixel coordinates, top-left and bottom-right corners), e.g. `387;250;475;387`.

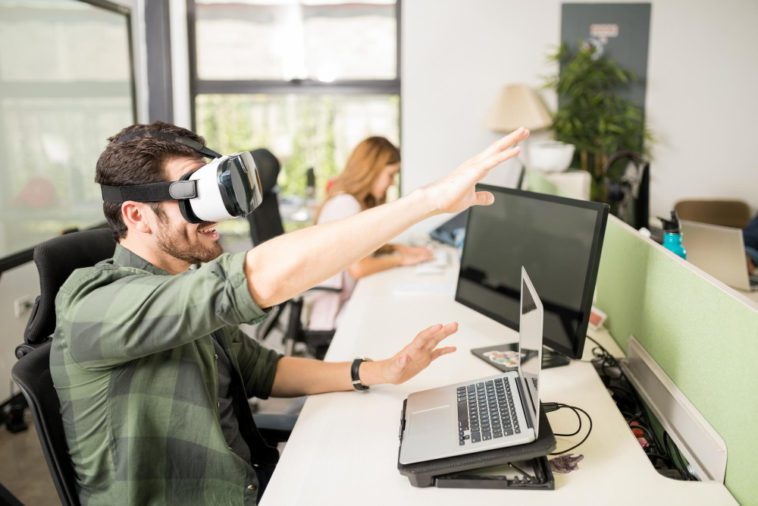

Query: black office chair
12;341;80;506
248;148;286;247
13;227;115;506
16;228;116;358
12;228;294;506
246;149;288;344
246;149;337;359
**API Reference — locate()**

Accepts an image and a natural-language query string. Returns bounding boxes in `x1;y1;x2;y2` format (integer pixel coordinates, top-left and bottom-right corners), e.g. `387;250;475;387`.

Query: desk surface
260;255;736;506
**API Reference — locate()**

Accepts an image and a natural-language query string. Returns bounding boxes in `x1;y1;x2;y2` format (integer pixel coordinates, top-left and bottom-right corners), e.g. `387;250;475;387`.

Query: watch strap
351;358;371;391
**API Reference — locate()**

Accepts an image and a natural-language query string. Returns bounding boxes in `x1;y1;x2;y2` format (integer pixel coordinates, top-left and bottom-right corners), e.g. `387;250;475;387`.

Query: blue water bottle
659;211;687;259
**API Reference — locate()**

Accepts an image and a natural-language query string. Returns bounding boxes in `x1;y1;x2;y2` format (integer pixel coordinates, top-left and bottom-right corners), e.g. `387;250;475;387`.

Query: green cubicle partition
595;216;758;505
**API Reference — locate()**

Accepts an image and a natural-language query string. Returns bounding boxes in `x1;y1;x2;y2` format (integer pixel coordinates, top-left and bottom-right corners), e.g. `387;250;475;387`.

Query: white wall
402;0;758;222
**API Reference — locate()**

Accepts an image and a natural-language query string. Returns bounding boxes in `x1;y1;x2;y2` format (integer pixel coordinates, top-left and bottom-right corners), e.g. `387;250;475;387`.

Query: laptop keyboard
457;377;520;445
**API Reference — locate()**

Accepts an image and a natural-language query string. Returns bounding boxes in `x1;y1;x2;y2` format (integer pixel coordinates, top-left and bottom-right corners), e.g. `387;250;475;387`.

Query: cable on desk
586;334;697;481
663;432;697;481
543;402;593;455
550;404;582;438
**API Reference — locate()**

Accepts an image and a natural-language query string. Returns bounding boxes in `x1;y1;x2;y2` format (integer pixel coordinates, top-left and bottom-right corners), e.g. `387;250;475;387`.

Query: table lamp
486;84;574;173
485;83;552;132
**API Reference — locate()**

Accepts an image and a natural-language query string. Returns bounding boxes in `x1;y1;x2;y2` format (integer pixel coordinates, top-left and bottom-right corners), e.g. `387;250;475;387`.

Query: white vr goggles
100;132;263;224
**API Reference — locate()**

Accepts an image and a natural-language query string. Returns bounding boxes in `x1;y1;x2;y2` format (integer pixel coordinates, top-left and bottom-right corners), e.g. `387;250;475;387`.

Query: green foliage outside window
197;95;343;201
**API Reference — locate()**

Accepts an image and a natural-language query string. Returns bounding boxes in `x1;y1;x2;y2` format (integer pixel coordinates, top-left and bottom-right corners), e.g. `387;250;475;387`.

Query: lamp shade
485;84;552;132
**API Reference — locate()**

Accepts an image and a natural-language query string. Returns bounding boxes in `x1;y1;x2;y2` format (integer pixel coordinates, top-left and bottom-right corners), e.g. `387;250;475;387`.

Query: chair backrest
21;228;116;354
13;228;116;505
247;148;285;246
12;341;80;506
674;199;751;229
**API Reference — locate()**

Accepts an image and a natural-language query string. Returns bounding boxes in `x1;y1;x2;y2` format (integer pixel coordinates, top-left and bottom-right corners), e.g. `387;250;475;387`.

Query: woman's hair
316;136;400;221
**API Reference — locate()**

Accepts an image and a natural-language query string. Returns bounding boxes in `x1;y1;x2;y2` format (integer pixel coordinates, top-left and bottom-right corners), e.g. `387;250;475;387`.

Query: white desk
261;258;736;506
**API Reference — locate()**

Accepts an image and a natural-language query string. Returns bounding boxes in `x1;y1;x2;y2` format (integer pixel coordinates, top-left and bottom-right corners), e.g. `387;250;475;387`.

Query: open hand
376;322;458;385
423;127;529;214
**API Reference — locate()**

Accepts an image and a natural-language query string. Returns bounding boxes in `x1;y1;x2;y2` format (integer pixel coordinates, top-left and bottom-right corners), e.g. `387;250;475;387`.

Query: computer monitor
455;185;608;359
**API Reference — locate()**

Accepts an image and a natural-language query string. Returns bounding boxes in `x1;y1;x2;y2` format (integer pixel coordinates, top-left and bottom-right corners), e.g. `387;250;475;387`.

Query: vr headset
100;131;263;224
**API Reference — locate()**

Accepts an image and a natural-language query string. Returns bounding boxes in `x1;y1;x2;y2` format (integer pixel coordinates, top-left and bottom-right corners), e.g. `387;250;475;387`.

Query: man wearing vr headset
50;121;528;505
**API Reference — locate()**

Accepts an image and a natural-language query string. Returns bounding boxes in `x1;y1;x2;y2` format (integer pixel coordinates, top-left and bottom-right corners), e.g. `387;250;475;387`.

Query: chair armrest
306;286;341;293
15;342;43;359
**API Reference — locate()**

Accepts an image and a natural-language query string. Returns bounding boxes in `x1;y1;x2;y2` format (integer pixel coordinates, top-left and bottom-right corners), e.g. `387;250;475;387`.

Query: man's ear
121;201;154;235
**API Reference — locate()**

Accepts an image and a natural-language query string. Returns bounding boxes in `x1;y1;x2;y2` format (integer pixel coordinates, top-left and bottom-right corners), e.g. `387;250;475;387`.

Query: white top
306;194;362;330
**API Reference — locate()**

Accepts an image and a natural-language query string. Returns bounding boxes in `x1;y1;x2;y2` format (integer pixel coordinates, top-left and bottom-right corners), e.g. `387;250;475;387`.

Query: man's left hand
363;322;458;386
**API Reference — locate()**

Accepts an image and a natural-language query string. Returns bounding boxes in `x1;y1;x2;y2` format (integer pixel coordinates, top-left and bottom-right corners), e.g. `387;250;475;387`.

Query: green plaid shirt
50;244;282;505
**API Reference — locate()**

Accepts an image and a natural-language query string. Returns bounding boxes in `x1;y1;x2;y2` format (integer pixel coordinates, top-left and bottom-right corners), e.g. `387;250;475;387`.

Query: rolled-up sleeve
229;327;282;399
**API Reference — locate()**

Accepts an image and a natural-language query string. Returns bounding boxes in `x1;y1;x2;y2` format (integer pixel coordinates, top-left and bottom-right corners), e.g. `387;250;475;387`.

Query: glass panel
195;93;399;233
195;0;397;80
0;1;135;259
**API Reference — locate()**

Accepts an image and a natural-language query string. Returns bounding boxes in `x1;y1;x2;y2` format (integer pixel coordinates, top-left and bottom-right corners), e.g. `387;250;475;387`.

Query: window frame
0;0;136;274
186;0;402;132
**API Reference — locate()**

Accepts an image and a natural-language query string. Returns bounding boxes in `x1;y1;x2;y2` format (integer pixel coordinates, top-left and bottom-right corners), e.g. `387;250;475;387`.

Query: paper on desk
392;283;451;296
414;264;446;275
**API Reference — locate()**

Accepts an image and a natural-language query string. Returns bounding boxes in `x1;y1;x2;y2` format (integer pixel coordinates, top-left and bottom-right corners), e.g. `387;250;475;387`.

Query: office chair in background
246;148;338;359
12;227;295;506
674;199;751;229
601;151;650;230
247;148;286;247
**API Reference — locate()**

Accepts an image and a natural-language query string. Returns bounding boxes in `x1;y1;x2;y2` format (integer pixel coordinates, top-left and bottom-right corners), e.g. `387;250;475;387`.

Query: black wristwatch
351;358;371;391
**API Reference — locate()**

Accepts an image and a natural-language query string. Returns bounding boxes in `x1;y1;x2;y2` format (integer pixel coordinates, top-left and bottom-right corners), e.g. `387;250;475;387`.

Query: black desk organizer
398;403;556;489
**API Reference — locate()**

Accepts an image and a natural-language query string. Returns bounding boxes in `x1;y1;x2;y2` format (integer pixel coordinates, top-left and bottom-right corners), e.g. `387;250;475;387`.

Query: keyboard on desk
457;377;521;446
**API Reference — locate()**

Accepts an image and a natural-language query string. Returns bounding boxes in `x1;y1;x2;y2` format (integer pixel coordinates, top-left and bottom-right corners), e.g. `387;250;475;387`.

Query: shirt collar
112;243;171;276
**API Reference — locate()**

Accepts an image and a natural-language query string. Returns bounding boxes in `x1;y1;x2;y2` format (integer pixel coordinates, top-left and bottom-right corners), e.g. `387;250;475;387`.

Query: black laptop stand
398;403;556;489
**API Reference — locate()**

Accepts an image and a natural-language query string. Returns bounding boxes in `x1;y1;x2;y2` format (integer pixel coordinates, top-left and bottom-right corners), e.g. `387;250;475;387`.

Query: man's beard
156;226;223;265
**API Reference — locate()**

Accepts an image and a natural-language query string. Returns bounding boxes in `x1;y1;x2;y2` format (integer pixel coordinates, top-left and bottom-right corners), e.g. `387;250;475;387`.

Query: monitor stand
470;343;571;371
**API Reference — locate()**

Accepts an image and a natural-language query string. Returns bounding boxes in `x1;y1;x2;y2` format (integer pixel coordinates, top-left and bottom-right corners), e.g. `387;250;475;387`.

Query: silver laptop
399;267;543;465
681;220;758;292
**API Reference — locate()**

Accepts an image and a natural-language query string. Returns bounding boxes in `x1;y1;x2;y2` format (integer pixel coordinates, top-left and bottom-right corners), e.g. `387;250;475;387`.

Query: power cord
663;432;697;481
543;402;593;455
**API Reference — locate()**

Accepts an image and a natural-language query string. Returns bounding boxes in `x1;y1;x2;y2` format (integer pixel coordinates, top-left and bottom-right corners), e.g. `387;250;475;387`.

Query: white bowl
528;141;575;172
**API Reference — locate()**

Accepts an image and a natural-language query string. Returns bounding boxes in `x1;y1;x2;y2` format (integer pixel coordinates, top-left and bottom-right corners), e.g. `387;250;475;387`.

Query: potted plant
545;44;652;202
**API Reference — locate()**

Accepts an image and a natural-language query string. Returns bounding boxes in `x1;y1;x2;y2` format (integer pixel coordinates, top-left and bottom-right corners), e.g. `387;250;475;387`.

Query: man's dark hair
96;121;206;240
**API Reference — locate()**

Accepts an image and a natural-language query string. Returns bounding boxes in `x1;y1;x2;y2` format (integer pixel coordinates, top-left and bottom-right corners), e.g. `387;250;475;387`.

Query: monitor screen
455;185;608;358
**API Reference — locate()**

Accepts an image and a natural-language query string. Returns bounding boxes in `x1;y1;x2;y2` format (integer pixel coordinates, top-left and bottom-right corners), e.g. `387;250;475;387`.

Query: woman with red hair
308;137;433;332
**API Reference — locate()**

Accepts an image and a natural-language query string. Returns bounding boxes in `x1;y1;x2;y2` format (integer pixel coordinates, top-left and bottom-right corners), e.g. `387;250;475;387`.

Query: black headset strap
101;180;197;203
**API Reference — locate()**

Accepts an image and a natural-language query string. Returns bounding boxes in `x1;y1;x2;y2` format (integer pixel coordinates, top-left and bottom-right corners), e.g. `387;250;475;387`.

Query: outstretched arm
270;322;458;397
245;128;529;308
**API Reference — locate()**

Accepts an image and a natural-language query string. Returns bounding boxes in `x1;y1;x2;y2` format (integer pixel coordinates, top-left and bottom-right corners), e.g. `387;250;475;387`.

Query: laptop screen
519;268;543;435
